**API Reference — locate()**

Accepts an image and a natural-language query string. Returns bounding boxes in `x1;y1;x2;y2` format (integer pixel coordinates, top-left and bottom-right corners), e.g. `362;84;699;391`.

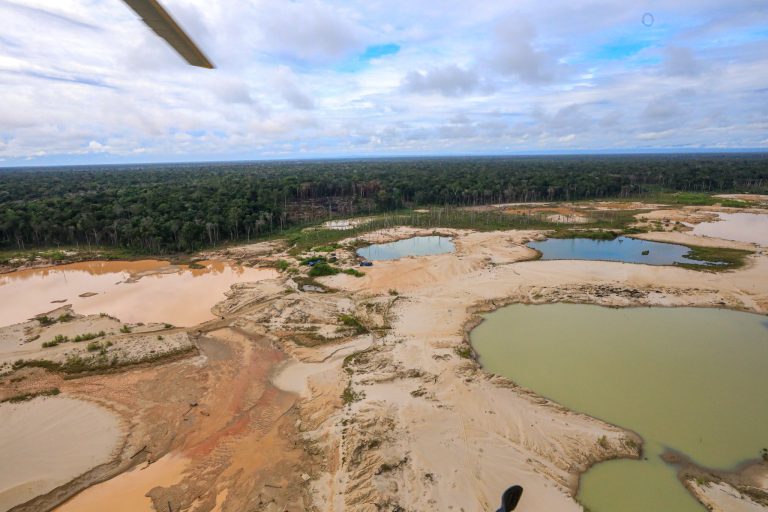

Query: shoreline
1;211;767;511
463;297;768;505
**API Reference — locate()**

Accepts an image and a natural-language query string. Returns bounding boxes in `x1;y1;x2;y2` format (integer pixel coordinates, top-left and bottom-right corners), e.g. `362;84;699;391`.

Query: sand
0;260;277;327
632;230;759;250
56;454;190;512
690;482;767;512
3;221;768;511
0;397;122;511
714;194;768;203
300;226;768;510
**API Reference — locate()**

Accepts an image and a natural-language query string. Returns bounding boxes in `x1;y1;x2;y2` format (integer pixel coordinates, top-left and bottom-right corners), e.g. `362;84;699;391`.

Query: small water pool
692;212;768;246
528;236;714;266
357;236;455;261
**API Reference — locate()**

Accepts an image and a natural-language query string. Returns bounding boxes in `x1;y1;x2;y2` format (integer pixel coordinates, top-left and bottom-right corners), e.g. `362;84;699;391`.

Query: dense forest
1;154;766;252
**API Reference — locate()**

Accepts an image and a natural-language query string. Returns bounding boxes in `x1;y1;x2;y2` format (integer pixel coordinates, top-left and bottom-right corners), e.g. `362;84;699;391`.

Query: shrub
86;341;102;352
342;268;364;277
454;345;473;359
341;383;364;404
119;325;132;333
339;314;368;334
308;262;340;277
57;312;74;322
43;334;69;348
73;332;104;342
37;315;56;327
277;259;290;271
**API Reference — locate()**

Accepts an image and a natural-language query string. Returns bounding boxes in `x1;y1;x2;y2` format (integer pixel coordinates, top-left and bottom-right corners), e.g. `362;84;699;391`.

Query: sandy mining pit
1;206;767;512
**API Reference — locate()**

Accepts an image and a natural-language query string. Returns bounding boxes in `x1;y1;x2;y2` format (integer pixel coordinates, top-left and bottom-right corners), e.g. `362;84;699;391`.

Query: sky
0;0;767;166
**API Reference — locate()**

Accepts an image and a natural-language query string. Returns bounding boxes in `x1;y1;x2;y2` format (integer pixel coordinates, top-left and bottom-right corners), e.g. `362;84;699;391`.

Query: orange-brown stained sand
46;327;309;512
0;260;277;327
55;454;190;512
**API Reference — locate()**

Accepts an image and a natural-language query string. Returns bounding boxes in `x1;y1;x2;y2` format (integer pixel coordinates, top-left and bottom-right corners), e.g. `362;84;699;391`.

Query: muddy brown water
0;260;277;327
472;304;768;512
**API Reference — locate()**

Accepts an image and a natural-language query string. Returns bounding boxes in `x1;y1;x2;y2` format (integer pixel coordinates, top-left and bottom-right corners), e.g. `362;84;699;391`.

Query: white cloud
0;0;766;165
274;67;315;110
401;65;484;97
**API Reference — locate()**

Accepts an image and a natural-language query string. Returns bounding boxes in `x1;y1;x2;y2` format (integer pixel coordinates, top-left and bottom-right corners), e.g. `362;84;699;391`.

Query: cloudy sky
1;0;767;166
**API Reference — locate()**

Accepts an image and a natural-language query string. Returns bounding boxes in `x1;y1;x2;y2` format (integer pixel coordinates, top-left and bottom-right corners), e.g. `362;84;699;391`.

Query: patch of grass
119;325;132;334
650;192;720;206
277;259;290;271
57;312;75;322
164;323;174;329
308;262;340;277
36;315;56;327
598;435;609;449
342;268;364;277
42;334;69;348
13;346;194;376
73;331;105;343
86;341;103;352
338;314;368;334
454;345;473;359
719;199;754;208
693;476;711;488
388;289;399;296
341;382;364;405
12;359;62;372
678;246;753;271
550;229;618;240
1;388;60;404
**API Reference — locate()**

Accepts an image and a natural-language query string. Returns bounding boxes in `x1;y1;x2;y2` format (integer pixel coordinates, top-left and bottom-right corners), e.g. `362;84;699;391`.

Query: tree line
1;154;766;252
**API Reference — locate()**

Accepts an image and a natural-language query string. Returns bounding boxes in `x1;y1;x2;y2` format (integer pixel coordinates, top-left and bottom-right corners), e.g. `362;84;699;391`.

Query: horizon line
2;148;768;170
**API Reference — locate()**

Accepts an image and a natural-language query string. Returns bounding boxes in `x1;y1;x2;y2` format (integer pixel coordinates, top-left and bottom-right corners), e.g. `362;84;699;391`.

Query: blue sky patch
361;43;401;61
337;43;401;72
594;40;651;61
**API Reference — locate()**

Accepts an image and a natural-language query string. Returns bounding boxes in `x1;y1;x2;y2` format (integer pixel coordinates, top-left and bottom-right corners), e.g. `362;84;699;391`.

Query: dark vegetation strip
677;246;754;271
0;388;60;404
11;345;197;377
1;154;766;255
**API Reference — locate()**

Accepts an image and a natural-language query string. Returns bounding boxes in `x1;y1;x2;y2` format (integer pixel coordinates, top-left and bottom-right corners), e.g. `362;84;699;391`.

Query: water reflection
357;236;455;261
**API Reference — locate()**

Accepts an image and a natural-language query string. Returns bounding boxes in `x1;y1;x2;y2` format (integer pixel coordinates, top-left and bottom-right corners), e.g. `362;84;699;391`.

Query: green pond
471;304;768;512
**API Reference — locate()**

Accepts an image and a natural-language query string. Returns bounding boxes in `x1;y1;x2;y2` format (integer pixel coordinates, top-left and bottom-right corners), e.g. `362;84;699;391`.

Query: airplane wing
122;0;214;69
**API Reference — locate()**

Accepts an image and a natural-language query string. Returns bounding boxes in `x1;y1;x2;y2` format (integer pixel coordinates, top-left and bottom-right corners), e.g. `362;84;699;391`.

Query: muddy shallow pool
472;303;768;512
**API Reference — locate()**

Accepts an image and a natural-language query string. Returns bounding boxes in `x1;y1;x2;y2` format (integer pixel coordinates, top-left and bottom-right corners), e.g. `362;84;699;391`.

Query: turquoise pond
357;236;455;261
528;236;719;266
